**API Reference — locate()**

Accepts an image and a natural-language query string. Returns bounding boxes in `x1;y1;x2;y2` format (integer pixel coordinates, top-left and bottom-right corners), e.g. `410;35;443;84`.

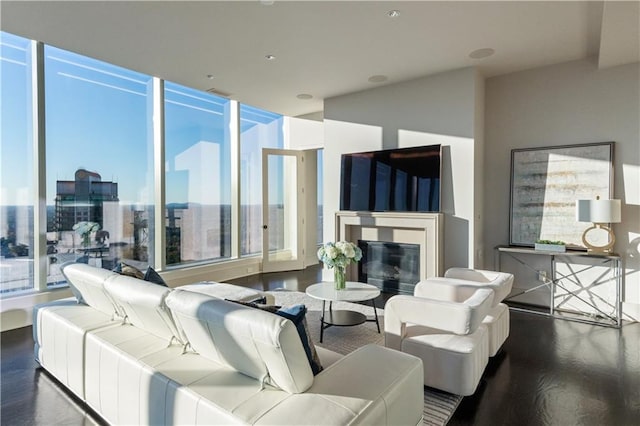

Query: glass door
261;149;304;272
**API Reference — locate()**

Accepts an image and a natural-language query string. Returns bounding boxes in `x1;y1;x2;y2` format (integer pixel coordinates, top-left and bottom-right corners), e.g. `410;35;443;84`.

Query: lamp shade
576;199;621;223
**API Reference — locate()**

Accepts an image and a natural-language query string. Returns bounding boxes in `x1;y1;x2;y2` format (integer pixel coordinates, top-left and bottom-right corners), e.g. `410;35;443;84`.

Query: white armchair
384;282;494;396
430;267;514;356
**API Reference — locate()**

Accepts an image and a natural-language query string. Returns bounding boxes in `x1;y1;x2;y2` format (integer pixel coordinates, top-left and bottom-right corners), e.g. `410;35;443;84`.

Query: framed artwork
509;142;614;248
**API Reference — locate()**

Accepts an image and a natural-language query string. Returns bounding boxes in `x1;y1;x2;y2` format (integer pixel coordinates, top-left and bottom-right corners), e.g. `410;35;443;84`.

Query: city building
54;168;119;233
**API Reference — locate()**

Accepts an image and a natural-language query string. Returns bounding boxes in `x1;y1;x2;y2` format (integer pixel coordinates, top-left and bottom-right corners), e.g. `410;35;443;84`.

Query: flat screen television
340;144;441;212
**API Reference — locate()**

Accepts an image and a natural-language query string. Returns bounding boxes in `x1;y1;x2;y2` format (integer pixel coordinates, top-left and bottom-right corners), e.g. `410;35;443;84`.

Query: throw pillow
113;262;145;279
143;266;168;287
274;304;323;375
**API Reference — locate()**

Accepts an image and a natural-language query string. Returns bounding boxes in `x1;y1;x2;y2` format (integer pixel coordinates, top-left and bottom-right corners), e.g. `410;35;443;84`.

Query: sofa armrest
439;268;514;303
414;279;484;302
385;294;477;336
309;344;423;426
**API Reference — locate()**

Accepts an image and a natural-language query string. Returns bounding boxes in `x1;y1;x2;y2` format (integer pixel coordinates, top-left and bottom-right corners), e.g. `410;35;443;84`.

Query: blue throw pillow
143;266;168;287
275;304;323;375
113;261;144;279
113;262;167;287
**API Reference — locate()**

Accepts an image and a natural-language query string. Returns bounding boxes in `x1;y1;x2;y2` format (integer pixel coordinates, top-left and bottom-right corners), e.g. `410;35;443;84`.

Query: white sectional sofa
34;263;424;425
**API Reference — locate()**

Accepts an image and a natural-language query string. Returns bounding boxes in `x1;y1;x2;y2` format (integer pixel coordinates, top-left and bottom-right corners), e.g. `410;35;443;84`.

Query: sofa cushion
166;290;314;394
33;298;119;399
104;274;180;343
84;323;186;424
225;300;323;376
60;262;120;317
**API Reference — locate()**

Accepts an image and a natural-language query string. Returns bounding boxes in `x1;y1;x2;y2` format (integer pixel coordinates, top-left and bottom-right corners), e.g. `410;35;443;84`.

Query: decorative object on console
576;196;621;254
534;240;566;253
317;241;362;290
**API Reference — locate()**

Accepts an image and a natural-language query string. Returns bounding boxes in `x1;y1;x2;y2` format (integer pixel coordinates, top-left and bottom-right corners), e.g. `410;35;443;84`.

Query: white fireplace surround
335;211;443;282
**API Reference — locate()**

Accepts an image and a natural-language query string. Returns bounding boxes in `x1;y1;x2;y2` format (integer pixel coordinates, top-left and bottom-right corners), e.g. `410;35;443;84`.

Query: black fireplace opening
357;240;420;294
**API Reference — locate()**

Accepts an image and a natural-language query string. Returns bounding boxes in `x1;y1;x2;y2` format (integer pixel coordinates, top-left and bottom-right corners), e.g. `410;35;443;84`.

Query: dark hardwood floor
2;265;639;425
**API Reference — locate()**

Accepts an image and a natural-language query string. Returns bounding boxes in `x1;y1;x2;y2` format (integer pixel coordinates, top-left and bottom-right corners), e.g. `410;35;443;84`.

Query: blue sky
1;31;283;207
44;44;154;204
0;32;283;205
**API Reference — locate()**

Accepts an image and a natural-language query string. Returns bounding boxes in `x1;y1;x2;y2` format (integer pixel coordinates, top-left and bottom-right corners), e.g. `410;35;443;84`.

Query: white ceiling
2;1;638;117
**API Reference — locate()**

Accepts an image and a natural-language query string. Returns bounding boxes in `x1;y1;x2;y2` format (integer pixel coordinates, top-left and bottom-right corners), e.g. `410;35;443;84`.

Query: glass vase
333;266;346;290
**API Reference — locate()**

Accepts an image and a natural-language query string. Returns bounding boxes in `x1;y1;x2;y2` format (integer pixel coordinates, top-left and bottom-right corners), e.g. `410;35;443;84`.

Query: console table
495;246;622;327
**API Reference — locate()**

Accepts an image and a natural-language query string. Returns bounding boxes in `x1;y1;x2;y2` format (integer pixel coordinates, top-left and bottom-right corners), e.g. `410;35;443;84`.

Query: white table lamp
576;197;621;254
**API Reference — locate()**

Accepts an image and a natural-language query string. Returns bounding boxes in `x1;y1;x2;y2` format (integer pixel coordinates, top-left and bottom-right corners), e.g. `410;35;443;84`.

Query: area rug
267;290;463;426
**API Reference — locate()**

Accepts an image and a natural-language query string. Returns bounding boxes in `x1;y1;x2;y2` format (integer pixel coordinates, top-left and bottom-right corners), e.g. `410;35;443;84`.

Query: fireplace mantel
335;211;443;283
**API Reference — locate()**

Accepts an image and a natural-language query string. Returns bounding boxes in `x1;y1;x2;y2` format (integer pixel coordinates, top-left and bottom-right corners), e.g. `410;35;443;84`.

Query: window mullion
32;40;47;292
230;100;240;259
153;77;166;270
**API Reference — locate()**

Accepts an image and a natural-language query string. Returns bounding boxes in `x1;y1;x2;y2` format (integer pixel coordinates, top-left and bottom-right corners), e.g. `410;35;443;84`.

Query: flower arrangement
535;239;566;253
73;221;101;248
317;241;362;290
535;239;565;245
317;241;363;269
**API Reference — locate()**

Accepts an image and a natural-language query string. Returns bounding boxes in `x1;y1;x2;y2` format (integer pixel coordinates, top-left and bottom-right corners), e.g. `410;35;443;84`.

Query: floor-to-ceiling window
239;105;284;256
1;30;318;301
0;33;35;294
164;82;232;265
44;45;154;281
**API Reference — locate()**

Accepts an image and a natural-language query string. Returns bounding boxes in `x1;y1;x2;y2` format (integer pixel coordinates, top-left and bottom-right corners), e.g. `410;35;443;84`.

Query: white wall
286;116;324;150
485;58;640;320
323;67;484;271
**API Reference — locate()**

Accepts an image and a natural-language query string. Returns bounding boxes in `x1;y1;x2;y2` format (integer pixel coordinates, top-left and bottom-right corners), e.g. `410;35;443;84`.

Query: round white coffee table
305;281;381;342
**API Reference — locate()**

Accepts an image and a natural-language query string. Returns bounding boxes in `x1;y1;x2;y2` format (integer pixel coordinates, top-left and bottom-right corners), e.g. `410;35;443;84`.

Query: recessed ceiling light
368;75;388;83
260;0;274;5
265;54;276;60
469;48;495;59
296;94;313;100
206;74;215;80
206;87;232;98
387;10;400;18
